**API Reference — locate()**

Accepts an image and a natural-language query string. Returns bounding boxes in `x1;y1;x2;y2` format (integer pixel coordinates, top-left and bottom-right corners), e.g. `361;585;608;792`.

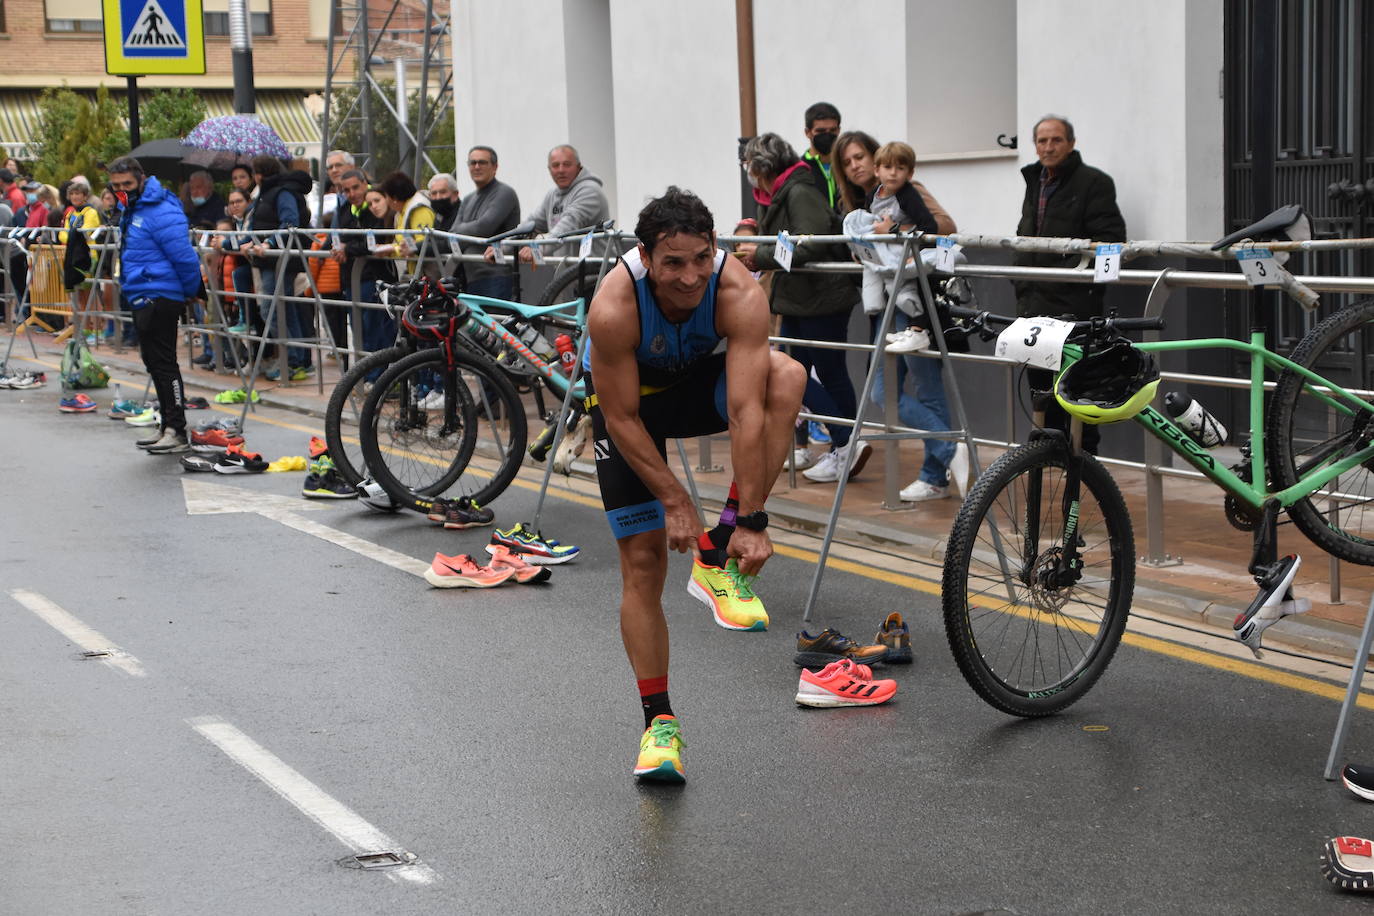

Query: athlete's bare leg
618;528;670;680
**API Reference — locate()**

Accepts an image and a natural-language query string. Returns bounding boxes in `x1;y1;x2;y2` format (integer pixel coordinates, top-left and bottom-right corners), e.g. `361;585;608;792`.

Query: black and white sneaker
1341;764;1374;802
1321;836;1374;892
180;454;219;473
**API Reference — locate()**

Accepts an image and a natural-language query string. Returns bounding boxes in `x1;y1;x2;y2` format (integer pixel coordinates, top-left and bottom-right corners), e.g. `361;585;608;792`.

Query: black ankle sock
642;691;674;728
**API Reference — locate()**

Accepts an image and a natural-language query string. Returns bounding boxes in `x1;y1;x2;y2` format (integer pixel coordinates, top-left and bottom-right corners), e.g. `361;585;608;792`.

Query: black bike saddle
1211;204;1309;250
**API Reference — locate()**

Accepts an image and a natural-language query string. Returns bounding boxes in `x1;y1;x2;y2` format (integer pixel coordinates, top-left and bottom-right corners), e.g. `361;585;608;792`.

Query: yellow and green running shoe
634;715;685;783
688;557;768;631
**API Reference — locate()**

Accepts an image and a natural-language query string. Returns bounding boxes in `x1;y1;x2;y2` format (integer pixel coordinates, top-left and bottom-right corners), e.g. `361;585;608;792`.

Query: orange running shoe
483;544;552;584
795;658;897;708
190;427;246;453
424;552;514;589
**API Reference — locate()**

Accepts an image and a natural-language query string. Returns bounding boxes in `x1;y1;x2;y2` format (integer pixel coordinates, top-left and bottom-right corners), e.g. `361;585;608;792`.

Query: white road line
259;509;430;578
188;716;439;886
9;588;147;677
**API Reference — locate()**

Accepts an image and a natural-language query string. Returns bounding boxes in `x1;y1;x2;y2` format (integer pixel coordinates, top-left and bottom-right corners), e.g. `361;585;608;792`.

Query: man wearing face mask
426;173;459;229
107;155;204;455
183;170;226;230
801;101;842;213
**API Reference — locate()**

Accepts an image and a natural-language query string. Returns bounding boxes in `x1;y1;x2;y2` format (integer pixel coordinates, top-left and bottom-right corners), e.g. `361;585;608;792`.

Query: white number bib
995;316;1075;370
1237;247;1282;286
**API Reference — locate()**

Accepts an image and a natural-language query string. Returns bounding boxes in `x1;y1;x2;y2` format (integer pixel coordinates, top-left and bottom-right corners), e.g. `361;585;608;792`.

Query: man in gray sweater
451;145;521;298
518;144;610;261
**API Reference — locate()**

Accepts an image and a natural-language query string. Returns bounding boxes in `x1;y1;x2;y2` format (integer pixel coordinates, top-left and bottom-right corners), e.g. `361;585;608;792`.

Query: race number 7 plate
995;316;1075;370
1237;247;1282;286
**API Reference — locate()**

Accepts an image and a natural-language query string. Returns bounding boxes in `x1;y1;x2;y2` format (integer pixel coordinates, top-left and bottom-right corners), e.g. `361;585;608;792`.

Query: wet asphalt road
4;365;1374;915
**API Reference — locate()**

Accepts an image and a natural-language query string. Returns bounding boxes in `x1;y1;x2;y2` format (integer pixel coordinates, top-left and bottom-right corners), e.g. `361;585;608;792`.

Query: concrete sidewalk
11;323;1374;666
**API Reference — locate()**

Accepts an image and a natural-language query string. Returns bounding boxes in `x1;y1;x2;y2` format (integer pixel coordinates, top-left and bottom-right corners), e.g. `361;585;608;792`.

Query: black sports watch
736;510;769;531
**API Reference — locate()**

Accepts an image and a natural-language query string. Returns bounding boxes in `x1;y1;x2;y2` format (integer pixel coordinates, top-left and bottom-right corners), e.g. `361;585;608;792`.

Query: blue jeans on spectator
349;278;397;381
779;311;857;449
258;266;311;369
466;273;513;301
869;312;954;486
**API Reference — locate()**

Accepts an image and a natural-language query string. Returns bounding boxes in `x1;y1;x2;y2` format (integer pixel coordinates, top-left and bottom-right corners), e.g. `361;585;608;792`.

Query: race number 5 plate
1237;247;1282;286
1094;243;1123;283
995;316;1075;370
776;231;796;272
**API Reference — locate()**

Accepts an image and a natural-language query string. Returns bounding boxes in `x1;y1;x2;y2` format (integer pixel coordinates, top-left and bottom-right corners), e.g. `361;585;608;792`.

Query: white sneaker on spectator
886;327;931;354
900;479;949;502
418;389;445;410
791;447;816;470
949;442;971;498
803;440;873;483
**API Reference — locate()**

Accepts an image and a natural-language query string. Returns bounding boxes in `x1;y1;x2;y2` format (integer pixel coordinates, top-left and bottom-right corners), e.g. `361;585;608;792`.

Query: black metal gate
1224;0;1372;362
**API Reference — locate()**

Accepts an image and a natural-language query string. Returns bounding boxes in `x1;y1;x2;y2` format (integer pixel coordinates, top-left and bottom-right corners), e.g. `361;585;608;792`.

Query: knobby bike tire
1268;298;1374;566
358;348;527;513
942;438;1134;716
536;260;605;309
324;345;407;487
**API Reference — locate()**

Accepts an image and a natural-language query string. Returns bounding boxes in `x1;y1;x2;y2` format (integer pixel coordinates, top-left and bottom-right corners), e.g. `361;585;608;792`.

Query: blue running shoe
108;398;143;419
809;421;831;445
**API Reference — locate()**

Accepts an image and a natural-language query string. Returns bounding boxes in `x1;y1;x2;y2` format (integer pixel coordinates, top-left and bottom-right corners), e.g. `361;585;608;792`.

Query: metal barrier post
881;349;902;510
1141;270;1181;567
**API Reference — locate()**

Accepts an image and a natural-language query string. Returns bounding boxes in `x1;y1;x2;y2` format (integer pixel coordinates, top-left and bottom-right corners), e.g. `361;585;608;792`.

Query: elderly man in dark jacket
1014;115;1127;453
741;132;870;483
1013;115;1126;319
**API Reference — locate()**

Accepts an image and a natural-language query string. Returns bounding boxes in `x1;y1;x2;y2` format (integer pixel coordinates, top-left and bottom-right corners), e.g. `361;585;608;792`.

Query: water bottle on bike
555;334;576;376
1164;392;1227;448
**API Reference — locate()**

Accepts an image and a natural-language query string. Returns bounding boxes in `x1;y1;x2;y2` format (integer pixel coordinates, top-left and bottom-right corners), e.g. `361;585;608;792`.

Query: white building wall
452;1;1223;244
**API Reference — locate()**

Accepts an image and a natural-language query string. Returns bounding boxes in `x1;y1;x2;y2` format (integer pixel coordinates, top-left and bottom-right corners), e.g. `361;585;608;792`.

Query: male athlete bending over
586;187;805;782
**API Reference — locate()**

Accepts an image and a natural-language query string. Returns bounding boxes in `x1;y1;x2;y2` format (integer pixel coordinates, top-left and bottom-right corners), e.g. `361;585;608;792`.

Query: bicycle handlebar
947;306;1166;338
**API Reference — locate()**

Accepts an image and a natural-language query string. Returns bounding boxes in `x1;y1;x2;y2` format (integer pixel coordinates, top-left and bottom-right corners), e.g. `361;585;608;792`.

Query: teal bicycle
941;209;1374;716
353;227;614;515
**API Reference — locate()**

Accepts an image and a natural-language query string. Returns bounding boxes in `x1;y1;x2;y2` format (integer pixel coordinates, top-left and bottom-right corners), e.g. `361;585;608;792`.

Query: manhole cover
338;850;417;870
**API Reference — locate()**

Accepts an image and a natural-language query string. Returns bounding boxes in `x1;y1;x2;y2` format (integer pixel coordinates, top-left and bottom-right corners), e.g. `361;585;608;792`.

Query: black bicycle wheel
1268;298;1374;566
536;260;605;308
942;438;1134;716
324;345;407;486
359;348;527;512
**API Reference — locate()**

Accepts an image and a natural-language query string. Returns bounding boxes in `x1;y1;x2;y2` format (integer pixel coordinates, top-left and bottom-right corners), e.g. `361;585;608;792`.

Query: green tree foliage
142;88;208;141
322;79;455;183
32;85;129;186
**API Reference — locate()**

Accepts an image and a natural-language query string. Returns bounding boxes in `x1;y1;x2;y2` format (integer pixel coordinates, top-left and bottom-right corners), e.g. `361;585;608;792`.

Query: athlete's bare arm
716;254;777;572
587;268;700;554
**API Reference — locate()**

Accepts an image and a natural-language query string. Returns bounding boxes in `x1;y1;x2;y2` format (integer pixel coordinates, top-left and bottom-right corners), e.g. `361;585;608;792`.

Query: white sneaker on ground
949;442;971;498
790;447;815;470
900;479;949;502
886;328;931;354
802;440;873;483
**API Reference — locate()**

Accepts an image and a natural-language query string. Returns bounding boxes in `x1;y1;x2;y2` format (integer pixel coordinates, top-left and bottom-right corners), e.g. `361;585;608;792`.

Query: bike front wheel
1268;299;1374;566
359;348;527;513
324;345;407;487
942;438;1134;716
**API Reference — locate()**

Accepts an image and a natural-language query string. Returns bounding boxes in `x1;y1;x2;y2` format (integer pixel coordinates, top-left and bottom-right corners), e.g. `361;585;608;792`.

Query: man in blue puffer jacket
108;155;204;454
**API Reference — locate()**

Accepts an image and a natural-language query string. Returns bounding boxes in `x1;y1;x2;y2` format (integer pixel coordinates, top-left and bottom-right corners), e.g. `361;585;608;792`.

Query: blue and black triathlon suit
585;247;730;539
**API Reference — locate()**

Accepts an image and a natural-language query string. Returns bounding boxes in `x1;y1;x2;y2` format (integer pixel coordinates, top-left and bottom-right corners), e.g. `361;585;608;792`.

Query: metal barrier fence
7;220;1374;600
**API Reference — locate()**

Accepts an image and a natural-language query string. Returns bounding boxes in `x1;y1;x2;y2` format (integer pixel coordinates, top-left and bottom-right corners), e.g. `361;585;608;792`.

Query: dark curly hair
635;186;714;256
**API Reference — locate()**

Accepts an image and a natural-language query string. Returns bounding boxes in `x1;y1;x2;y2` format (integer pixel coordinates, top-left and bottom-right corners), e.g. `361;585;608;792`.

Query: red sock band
637;675;668;697
698;531;716;551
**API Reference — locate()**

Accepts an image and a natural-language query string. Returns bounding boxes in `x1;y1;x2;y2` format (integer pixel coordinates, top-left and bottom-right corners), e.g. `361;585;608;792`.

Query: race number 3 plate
1237;247;1282;286
995;316;1075;370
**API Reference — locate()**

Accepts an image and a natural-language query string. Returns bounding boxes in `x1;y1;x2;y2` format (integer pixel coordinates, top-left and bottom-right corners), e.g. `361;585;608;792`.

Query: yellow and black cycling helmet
1054;342;1160;425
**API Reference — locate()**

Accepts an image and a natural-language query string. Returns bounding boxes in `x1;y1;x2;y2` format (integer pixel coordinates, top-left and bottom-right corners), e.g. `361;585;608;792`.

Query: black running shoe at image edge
1342;764;1374;802
1321;836;1374;892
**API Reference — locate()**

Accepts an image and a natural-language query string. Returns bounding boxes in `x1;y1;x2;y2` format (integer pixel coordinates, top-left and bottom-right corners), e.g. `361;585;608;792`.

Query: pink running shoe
483;544;552;584
424;552;514;589
795;658;897;707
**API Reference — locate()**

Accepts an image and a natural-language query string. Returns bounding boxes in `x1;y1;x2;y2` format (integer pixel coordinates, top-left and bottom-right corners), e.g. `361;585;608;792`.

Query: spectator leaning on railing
739;131;871;485
450;145;520;299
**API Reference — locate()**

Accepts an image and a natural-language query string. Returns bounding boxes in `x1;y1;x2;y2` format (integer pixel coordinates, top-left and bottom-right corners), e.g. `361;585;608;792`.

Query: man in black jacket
1014;114;1127;452
1013;115;1126;319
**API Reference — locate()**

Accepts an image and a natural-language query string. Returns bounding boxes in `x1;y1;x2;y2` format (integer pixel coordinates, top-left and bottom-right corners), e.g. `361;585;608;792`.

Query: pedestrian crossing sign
103;0;205;75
